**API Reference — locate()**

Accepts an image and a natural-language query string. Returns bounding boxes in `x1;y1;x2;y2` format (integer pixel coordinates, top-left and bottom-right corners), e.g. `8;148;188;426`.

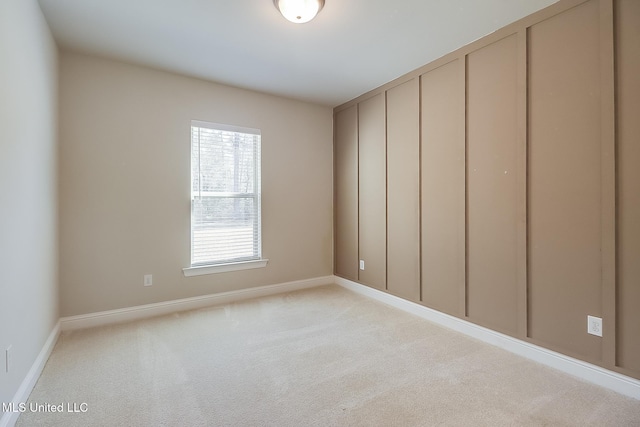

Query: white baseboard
0;321;60;427
334;276;640;401
60;276;334;331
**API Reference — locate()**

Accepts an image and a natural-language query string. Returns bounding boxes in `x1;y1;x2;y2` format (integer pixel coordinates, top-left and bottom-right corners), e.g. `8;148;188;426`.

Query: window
184;120;267;276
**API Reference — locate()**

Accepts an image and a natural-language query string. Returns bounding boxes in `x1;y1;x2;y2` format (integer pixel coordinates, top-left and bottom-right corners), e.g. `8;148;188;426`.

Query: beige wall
0;0;59;406
59;52;333;317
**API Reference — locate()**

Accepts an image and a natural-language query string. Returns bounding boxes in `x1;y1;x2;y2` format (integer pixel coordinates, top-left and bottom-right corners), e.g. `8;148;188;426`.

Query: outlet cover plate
587;315;602;337
144;274;153;286
359;260;365;270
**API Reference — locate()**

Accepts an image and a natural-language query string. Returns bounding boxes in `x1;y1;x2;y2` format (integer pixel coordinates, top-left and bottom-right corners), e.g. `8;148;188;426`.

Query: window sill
183;259;269;277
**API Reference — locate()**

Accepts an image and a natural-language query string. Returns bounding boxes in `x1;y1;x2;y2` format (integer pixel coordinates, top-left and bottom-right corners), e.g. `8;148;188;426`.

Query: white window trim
183;259;269;277
191;120;260;136
186;120;265;276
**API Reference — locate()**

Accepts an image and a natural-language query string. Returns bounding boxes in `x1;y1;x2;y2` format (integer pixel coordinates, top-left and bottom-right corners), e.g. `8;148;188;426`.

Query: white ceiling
38;0;558;107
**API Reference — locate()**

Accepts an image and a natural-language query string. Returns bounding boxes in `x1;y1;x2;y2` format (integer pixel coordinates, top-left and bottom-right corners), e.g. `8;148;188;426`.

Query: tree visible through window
190;121;261;266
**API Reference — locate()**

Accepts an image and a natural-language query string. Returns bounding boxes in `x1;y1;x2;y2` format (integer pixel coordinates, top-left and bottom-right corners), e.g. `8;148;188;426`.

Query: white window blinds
190;120;262;266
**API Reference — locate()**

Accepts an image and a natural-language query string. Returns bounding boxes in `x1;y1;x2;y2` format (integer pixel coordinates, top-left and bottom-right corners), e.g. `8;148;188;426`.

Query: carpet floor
16;285;640;426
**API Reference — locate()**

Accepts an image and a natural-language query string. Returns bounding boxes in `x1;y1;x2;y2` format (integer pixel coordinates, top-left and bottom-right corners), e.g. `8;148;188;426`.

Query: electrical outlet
587;315;602;337
144;274;153;287
359;260;365;270
6;345;12;373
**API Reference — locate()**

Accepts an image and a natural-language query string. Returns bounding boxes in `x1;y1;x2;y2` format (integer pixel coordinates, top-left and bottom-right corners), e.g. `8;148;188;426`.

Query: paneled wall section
466;34;520;335
357;94;386;290
527;0;605;363
386;79;420;302
420;60;465;316
333;0;639;380
615;0;640;375
334;105;358;281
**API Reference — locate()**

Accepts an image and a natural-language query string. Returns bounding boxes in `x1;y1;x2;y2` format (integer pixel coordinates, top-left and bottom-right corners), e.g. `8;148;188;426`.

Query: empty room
1;0;639;425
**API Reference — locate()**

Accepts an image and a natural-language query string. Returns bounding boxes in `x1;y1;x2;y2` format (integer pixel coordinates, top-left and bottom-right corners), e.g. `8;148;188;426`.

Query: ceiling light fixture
273;0;325;24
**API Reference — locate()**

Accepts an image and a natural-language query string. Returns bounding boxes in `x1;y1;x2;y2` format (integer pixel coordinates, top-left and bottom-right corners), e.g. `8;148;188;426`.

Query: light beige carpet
16;285;640;426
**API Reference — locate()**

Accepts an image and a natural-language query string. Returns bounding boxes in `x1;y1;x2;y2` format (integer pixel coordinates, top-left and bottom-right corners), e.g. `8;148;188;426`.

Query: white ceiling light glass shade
273;0;325;24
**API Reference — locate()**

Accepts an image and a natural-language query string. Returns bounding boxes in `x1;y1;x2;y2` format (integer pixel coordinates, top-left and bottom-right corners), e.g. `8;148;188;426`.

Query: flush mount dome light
273;0;325;24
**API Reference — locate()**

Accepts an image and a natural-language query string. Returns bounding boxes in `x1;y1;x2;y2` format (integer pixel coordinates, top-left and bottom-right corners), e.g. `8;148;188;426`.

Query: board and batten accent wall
333;0;639;380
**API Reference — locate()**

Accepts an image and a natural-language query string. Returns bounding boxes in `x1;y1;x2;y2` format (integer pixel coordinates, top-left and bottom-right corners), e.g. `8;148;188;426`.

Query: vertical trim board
598;0;616;370
516;30;529;340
